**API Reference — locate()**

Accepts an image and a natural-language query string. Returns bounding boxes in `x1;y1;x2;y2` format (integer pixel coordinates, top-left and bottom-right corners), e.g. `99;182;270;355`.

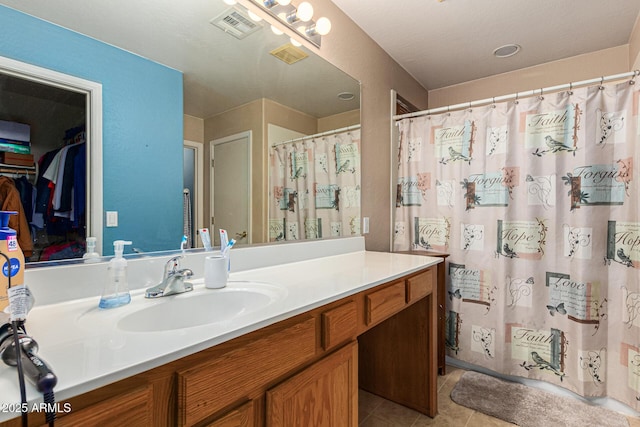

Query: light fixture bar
252;0;324;47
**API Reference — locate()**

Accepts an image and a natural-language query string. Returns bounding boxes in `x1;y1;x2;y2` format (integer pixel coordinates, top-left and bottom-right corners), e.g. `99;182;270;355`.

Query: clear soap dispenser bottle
99;240;132;309
82;237;100;263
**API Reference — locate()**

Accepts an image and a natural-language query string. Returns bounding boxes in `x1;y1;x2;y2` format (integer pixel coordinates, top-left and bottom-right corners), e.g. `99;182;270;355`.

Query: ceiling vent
269;44;308;65
210;7;263;39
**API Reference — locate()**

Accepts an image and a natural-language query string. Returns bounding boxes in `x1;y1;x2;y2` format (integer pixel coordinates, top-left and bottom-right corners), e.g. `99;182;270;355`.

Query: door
211;131;251;246
266;342;358;427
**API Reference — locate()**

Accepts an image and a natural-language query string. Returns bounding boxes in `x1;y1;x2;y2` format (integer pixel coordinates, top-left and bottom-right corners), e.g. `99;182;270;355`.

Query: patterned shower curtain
268;128;361;242
394;79;640;408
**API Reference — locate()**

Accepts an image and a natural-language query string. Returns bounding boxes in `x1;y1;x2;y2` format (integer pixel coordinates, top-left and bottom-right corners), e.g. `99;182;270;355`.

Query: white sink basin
77;281;287;333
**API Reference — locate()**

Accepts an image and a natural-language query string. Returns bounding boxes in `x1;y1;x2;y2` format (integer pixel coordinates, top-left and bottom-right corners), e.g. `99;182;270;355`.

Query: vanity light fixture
252;0;331;47
248;10;263;21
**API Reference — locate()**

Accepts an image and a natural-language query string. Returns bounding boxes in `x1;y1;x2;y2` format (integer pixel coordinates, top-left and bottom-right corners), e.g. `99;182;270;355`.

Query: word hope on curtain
394;78;640;409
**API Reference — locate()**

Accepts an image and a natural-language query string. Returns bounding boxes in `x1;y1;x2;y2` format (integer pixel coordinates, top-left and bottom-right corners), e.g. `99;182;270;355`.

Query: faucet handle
164;255;183;277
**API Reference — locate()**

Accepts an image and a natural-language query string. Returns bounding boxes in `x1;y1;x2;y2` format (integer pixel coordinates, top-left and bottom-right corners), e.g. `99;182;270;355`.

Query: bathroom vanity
0;238;440;426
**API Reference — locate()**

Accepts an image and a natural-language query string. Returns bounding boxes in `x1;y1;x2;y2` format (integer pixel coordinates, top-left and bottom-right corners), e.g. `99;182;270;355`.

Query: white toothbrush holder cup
204;255;228;289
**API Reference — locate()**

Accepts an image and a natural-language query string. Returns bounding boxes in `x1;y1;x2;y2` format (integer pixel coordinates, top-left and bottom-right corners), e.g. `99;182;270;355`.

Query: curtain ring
514;92;519;105
568;82;573;96
632;70;640;85
538;88;544;100
599;76;605;90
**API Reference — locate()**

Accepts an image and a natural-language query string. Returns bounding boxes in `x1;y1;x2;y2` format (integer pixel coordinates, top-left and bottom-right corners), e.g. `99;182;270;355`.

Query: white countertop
0;248;440;421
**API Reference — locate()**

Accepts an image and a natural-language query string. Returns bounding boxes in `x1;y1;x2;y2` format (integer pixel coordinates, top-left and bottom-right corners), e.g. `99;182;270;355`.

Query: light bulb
297;2;314;22
248;10;262;21
315;17;331;35
271;25;284;35
223;0;237;4
290;37;302;47
276;0;291;5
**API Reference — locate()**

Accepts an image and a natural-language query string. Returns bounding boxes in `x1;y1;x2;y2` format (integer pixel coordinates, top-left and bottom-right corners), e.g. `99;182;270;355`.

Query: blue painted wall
0;5;184;255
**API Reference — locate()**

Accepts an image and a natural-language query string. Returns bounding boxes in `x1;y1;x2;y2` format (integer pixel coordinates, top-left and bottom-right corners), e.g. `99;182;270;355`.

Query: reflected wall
0;5;184;255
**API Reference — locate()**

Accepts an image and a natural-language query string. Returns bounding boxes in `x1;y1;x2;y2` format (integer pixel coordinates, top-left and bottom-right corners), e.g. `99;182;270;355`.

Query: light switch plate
106;211;118;227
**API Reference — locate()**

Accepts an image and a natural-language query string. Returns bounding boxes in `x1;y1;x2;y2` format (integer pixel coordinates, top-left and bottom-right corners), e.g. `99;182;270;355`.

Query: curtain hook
538;88;544;100
599;76;605;90
514;92;519;105
568;82;573;96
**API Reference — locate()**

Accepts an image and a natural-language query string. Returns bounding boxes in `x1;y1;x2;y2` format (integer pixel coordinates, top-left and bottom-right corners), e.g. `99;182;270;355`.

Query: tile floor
358;366;640;427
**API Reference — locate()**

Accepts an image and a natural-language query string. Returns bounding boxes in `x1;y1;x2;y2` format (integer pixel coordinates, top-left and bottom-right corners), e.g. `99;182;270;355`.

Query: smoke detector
210;7;263;39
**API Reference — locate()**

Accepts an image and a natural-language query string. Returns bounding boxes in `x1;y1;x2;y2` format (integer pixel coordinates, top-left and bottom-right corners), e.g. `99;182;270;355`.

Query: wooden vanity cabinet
204;401;254;427
266;341;358;427
1;265;437;427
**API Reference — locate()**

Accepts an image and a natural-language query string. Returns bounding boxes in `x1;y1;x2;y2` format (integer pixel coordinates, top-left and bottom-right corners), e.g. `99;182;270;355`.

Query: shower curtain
268;128;361;242
394;79;640;408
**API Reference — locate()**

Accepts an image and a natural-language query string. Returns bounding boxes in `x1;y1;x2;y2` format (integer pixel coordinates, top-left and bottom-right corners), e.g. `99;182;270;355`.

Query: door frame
210;130;252;244
0;55;103;254
184;140;204;247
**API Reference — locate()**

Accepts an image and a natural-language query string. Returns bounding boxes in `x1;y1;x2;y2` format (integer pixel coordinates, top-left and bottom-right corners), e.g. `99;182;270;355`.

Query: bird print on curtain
394;79;640;410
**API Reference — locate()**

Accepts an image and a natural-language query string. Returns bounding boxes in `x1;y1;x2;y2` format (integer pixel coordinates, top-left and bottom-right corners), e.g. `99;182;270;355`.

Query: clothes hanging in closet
34;141;86;235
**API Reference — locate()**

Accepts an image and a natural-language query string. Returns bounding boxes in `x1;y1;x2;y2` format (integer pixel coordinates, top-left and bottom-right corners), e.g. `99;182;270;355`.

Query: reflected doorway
183;140;203;248
210;131;251;247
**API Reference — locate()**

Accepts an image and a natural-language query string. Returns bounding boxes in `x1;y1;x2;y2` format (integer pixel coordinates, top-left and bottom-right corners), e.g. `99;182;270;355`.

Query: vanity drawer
322;301;357;351
406;269;433;303
365;281;406;325
177;316;316;426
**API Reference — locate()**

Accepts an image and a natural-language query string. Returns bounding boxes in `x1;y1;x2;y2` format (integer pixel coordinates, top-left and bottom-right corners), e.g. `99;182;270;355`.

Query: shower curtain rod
271;124;361;147
394;70;640;121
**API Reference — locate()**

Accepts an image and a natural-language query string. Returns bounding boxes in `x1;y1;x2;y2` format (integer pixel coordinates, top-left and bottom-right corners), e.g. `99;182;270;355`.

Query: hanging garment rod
271;124;361;147
394;70;640;121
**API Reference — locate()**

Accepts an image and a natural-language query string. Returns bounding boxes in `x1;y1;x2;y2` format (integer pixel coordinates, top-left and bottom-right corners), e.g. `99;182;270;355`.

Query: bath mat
451;371;629;427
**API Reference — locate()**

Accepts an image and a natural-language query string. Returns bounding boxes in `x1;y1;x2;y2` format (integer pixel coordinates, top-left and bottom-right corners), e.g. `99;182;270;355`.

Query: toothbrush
180;235;188;252
219;229;229;253
222;238;236;272
199;228;212;250
222;238;236;258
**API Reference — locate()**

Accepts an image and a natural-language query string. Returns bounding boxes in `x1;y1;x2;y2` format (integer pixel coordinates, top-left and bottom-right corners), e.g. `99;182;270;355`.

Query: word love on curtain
268;128;361;242
394;79;640;409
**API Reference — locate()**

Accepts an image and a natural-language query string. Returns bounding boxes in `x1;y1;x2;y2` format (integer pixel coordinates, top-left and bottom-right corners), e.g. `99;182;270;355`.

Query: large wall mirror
0;0;360;263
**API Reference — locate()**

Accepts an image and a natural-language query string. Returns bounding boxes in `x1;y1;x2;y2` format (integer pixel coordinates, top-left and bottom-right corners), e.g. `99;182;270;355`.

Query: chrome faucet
145;255;194;298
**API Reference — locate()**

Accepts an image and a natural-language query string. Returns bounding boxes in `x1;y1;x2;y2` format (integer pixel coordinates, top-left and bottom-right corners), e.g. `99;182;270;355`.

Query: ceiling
0;0;360;119
331;0;640;90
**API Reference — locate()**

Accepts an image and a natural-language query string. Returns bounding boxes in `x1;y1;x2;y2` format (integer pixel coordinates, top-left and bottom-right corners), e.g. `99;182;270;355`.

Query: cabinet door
266;341;358;427
54;385;152;426
204;400;254;427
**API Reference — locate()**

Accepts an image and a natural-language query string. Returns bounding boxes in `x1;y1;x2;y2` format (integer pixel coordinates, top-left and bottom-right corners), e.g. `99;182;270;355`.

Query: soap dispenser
99;240;132;309
82;237;100;263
